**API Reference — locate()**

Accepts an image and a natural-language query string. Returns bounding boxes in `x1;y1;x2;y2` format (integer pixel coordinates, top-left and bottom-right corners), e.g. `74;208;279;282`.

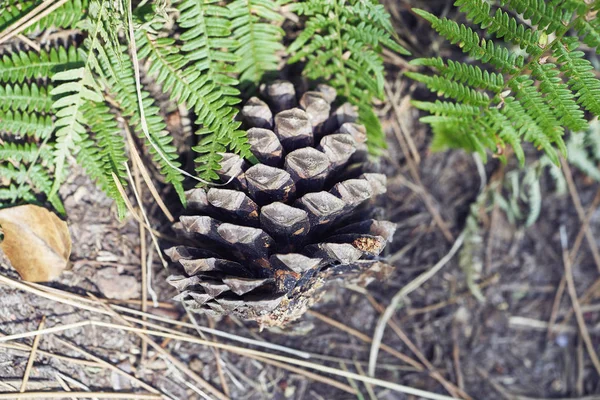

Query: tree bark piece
242;97;273;129
247;127;283;167
274;108;314;151
285;147;331;194
260;202;310;249
245;164;296;205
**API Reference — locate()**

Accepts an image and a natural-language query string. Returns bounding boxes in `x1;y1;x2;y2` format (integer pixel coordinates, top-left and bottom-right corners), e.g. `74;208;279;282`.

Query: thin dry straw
0;321;455;400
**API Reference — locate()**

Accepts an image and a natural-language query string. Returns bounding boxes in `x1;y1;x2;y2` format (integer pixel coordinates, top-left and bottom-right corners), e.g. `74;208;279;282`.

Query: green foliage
287;0;409;153
136;8;250;182
567;119;600;182
0;0;407;212
0;46;81;84
410;0;600;164
229;0;286;88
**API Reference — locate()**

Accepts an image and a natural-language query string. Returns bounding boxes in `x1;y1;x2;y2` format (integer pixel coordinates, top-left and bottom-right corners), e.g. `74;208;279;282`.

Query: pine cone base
166;80;396;327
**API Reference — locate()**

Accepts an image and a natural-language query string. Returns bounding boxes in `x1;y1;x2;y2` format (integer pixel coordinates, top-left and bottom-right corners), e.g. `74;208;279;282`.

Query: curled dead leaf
0;205;71;282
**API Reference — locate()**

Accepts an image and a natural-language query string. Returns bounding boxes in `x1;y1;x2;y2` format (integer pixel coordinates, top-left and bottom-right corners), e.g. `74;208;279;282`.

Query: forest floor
1;1;600;399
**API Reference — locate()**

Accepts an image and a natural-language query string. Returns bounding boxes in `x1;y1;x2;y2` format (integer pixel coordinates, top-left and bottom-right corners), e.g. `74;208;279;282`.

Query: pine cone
165;80;396;328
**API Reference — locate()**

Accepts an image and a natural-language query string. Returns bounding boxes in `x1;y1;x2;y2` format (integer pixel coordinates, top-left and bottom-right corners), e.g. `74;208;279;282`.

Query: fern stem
332;0;352;100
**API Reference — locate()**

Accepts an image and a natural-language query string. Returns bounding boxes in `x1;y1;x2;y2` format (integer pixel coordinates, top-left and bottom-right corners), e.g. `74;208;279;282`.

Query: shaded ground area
1;1;600;399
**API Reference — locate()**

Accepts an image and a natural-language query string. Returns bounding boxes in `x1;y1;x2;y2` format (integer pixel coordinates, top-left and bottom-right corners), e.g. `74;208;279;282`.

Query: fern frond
288;0;409;151
0;183;35;205
27;0;88;32
530;61;588;132
229;0;285;88
553;37;600;116
49;2;107;196
178;0;239;89
0;142;51;163
574;13;600;52
0;109;53;138
405;72;490;106
79;102;128;217
136;24;250;182
411;57;505;92
499;0;571;34
411;1;600;163
94;40;186;202
501;96;558;164
0;46;81;83
454;0;543;55
411;100;481;117
412;9;523;74
509;75;566;155
0;82;53;113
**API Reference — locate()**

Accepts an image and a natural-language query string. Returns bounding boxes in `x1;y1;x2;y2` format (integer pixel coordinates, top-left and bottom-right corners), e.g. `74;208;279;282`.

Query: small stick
0;393;160;399
576;336;584;396
306;311;423;371
207;318;231;398
53;373;78;400
0;343;100;367
353;359;378;400
54;337;163;397
385;82;420;164
560;225;600;377
17;34;41;51
452;322;464;391
361;292;470;400
132;150;149;366
560;158;600;273
546;277;566;340
369;231;466;376
125;124;175;222
19;317;46;396
54;371;99;400
389;117;454;242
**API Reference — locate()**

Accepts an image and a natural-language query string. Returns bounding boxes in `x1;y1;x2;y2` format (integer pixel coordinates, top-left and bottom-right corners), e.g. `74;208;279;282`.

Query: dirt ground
1;1;600;399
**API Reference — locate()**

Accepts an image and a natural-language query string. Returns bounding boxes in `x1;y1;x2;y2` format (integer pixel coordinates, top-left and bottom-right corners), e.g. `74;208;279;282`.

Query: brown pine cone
165;80;396;328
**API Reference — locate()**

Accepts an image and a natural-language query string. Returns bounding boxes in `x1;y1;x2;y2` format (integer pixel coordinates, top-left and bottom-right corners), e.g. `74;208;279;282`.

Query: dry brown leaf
0;205;71;282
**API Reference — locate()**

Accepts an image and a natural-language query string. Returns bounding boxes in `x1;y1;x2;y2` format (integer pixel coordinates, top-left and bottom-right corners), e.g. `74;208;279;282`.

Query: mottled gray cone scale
166;80;397;327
